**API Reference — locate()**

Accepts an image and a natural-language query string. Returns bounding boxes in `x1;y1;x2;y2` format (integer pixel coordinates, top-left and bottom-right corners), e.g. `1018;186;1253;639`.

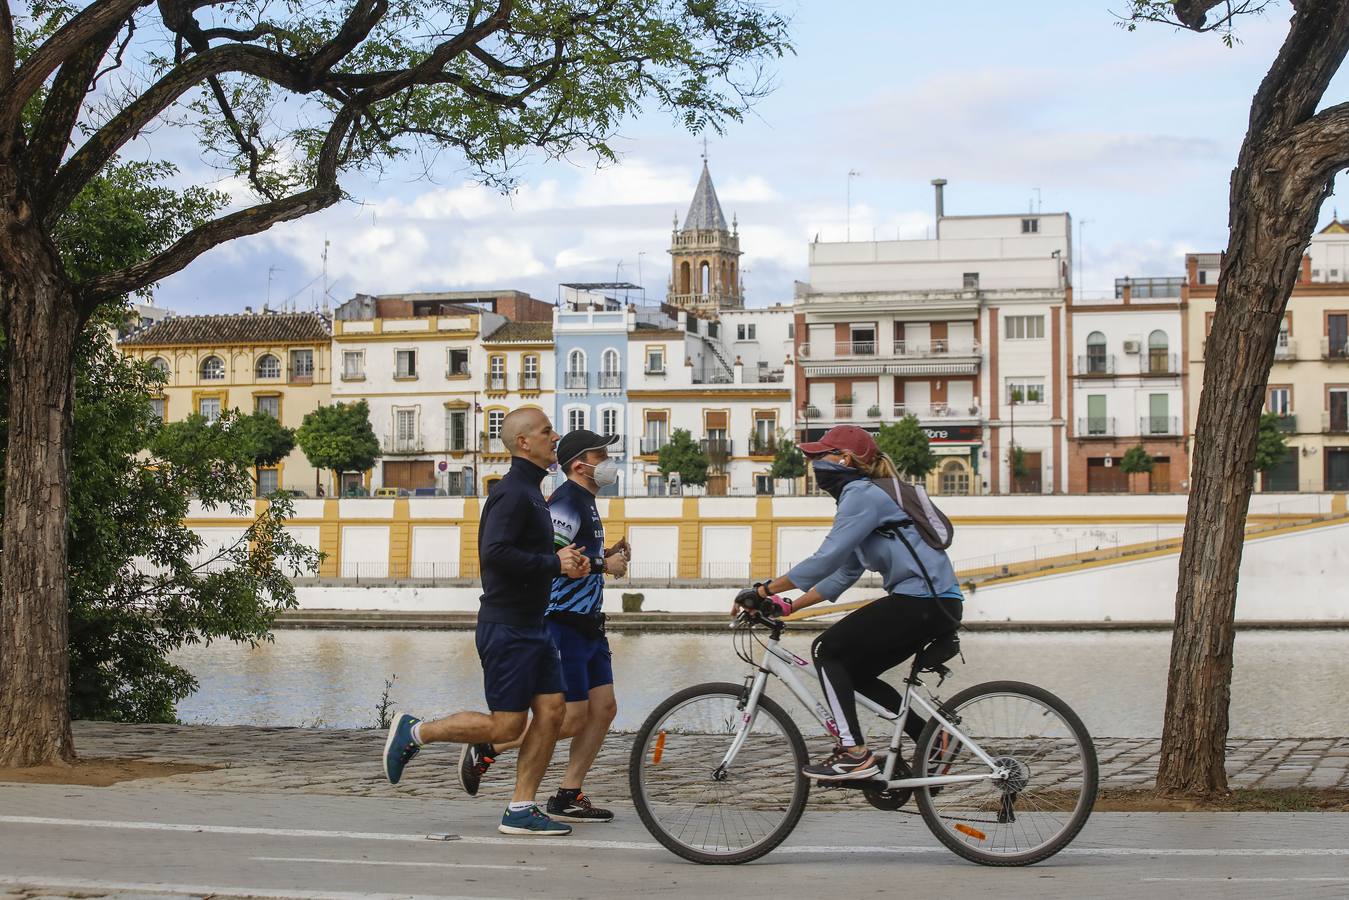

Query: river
171;628;1349;738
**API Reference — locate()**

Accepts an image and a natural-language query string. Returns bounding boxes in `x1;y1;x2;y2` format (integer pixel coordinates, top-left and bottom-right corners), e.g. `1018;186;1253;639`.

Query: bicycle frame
721;623;1008;791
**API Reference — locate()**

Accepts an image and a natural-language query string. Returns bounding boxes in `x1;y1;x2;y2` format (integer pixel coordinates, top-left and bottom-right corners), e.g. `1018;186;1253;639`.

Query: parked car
373;487;408;498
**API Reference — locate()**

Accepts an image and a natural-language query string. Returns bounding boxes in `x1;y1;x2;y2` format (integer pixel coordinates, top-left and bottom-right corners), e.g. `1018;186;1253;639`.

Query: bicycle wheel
628;681;810;865
913;680;1098;866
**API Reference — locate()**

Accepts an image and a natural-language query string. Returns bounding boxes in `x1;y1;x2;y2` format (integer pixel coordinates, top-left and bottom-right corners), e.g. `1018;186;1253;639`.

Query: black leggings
811;593;963;749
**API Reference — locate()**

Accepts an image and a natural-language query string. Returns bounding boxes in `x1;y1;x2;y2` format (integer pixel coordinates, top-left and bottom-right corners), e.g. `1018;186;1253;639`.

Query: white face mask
581;458;619;487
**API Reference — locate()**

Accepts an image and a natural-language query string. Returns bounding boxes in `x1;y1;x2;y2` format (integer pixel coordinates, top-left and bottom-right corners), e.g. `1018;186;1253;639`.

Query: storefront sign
922;425;981;443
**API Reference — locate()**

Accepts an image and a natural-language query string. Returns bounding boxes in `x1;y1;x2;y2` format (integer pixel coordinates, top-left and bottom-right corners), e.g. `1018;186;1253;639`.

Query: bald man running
382;408;589;836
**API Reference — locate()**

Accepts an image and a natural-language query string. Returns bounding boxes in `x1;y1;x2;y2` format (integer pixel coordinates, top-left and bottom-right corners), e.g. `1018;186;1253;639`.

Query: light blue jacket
786;479;961;602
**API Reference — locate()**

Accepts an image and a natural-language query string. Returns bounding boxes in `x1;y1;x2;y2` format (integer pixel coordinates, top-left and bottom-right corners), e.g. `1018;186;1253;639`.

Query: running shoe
499;805;572;836
458;742;495;797
546;790;614;823
383;713;421;785
802;746;880;781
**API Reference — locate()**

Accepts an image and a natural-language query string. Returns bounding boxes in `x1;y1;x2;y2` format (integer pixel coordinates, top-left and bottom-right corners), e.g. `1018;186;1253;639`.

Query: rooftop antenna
321;238;332;313
1034;187;1042;213
846;169;861;241
266;265;283;309
701;135;708;162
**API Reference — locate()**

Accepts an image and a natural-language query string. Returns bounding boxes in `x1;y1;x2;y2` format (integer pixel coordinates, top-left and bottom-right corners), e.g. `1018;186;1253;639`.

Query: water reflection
172;629;1349;738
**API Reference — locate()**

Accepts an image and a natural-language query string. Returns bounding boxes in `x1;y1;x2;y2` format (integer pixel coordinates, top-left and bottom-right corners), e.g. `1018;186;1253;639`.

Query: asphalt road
1;783;1347;900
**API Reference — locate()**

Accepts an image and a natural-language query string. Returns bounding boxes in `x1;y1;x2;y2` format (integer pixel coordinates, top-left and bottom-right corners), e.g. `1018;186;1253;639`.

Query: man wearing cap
456;428;630;823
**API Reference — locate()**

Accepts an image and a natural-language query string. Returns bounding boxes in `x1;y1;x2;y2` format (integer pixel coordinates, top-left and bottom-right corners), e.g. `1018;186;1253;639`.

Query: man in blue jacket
381;407;589;836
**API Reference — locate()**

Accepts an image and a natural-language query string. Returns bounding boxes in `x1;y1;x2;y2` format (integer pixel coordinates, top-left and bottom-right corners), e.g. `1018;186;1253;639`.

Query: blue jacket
477;456;562;626
786;478;961;602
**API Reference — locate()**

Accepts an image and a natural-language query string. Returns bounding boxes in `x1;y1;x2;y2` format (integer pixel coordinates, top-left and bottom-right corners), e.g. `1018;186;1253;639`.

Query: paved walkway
67;722;1349;806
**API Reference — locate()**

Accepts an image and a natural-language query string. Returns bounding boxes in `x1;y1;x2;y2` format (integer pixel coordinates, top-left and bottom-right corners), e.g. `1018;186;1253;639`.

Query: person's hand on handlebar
734;586;792;618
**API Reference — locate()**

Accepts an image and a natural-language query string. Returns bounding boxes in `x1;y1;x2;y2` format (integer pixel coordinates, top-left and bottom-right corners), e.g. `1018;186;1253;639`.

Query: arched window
700;261;710;294
566;349;587;390
200;355;225;381
566;406;587;433
600;348;620;390
1085;331;1107;375
679;261;691;294
939;459;970;496
255;353;281;379
148;357;170;377
1147;329;1170;374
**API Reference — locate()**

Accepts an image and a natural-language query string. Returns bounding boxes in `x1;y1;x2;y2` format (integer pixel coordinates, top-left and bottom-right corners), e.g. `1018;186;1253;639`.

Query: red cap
798;425;879;465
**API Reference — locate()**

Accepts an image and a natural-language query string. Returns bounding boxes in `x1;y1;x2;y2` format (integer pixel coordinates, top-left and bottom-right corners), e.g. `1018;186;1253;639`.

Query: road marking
0;874;497;900
1144;877;1349;883
253;856;545;872
4;815;1349;859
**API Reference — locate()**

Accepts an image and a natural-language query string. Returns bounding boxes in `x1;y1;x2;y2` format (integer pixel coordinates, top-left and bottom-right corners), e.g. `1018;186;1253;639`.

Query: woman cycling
740;425;963;781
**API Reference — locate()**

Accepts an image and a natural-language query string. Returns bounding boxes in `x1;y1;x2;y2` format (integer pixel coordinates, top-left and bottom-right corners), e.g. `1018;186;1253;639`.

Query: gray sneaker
802;746;880;781
499;805;572;836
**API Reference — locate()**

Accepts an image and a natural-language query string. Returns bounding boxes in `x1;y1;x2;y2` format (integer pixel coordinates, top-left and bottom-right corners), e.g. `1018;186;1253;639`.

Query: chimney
931;178;948;237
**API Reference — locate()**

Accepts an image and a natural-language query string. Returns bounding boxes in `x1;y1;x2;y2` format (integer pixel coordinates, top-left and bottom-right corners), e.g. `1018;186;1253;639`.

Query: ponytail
860;452;903;484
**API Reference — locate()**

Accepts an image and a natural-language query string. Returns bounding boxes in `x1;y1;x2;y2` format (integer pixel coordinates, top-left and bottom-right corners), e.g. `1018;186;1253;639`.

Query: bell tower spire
667;157;743;312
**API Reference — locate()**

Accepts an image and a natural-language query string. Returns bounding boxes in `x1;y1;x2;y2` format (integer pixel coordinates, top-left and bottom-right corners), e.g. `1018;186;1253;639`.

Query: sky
151;1;1349;316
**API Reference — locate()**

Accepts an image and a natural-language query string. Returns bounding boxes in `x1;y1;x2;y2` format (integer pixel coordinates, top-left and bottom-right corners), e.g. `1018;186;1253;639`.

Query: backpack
874;477;954;551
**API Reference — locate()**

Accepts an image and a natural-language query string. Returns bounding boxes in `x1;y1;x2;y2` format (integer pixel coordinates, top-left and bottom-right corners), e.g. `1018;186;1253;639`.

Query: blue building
552;283;641;496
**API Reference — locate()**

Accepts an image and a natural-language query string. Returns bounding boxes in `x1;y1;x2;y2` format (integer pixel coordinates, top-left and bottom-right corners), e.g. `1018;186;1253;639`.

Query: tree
876;415;937;481
769;439;806;481
235;410;297;493
1124;0;1349;798
0;1;789;766
657;428;709;487
156;409;297;495
1253;413;1290;474
295;401;381;494
1120;444;1155;475
16;327;319;723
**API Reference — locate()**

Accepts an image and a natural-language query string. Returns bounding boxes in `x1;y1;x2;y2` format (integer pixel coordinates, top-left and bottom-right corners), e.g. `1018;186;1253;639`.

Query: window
395;350;417;379
1006;379;1045;404
256;354;281;379
198;396;221;422
940;459;970;496
1147;394;1170;434
737;323;757;341
394;408;416;450
1085;330;1108;374
149;397;166;423
487;409;504;438
255;395;280;418
787;323;795;340
755;474;774;496
567;407;587;433
447;409;467;451
567;349;586;374
256;467;279;497
447;348;470;376
1147;330;1170;373
600;407;619;437
1005;315;1045;340
1268;387;1292;415
645;346;665;374
148;357;170;378
342;351;364;380
200;355;225;381
524;354;539;380
599;348;620;389
963;272;979;290
1085;394;1107;435
446;470;466;496
289;349;314;379
489;354;506;389
1199;270;1208;285
1021;218;1039;234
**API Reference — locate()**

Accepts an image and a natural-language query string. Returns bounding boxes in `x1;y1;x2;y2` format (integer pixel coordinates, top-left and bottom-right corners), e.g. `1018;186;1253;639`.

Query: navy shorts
474;621;566;713
546;618;614;703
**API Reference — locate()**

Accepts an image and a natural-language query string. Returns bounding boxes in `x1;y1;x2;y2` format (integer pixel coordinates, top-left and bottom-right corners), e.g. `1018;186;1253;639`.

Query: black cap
556;429;620;470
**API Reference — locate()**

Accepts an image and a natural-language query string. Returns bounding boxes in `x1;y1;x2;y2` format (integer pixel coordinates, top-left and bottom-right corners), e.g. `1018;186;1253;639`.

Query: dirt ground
0;758;215;787
1094;788;1349;812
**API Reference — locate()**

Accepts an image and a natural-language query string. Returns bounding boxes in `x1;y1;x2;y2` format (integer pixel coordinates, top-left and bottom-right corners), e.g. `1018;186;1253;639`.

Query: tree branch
351;0;513;103
25;23;126;185
308;0;387;78
1;0;146;131
1243;1;1349;141
79;108;353;304
0;3;15;91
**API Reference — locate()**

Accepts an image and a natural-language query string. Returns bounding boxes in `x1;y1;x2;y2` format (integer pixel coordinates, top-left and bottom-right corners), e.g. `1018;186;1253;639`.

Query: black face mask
812;459;866;501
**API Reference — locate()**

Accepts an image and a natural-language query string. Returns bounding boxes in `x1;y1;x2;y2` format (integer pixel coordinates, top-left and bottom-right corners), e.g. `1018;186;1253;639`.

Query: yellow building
120;312;333;495
1184;225;1349;491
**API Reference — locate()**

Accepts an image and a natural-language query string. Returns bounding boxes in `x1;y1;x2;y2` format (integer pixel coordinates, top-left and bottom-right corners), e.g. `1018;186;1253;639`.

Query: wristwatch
591;555;607;574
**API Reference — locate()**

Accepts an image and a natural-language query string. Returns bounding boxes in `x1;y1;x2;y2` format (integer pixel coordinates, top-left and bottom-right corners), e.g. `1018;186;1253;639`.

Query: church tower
667;159;743;311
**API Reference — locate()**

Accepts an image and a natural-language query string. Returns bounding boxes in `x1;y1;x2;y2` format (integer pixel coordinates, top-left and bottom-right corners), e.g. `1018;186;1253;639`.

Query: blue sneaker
383;713;421;785
498;805;572;836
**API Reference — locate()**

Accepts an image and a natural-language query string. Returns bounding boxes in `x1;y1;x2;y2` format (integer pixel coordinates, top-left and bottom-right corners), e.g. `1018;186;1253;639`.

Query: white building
795;181;1072;495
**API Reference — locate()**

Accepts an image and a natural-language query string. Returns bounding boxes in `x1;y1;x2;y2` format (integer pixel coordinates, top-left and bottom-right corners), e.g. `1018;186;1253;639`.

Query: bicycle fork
712;669;771;780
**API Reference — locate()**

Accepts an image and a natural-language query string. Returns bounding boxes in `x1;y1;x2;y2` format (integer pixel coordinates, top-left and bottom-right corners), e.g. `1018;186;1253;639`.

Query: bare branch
309;0;387;77
2;0;146;131
89;16;138;91
351;0;513;103
25;23;124;185
79;108;354;303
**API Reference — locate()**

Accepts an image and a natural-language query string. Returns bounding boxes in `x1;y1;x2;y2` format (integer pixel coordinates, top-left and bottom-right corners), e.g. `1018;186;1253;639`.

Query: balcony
385;433;425;454
517;373;541;391
1324;412;1349;434
1076;354;1116;376
640;436;670;455
487;375;507;391
1273;413;1298;433
1077;417;1116;437
701;439;732;471
797;339;981;361
1323;338;1349;360
1140;416;1181;436
564;372;588;390
748;434;778;456
893;339;981;358
483;436;507;455
1274;340;1297;361
601;434;625;455
1143;352;1180;375
893;402;982;421
598;372;623;390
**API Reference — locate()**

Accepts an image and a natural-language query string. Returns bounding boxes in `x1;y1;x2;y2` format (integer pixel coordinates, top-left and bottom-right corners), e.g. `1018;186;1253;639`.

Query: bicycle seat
913;631;961;675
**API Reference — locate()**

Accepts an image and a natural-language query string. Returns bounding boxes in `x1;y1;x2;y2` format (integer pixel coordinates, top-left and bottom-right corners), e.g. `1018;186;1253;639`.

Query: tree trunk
0;160;82;767
1157;2;1349;798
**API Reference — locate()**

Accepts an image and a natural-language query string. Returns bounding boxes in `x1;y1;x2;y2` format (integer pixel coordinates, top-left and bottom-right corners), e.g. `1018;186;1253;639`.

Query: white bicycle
628;605;1098;866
